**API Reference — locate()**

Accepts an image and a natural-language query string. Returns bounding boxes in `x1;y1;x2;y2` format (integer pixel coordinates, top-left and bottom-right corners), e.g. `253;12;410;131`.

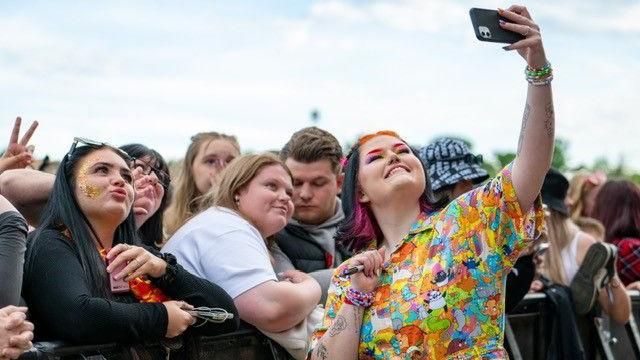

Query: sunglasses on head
68;137;134;165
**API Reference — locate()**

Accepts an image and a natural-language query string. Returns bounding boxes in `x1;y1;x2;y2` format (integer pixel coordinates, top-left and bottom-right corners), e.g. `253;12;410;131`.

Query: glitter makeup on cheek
80;183;103;199
77;159;104;199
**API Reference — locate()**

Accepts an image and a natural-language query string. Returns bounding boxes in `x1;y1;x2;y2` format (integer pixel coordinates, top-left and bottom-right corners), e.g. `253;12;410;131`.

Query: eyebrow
93;162;132;173
365;148;384;156
393;143;407;149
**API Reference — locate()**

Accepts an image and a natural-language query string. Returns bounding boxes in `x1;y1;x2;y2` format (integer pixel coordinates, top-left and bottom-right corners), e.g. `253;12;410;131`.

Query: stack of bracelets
525;62;553;86
344;287;374;307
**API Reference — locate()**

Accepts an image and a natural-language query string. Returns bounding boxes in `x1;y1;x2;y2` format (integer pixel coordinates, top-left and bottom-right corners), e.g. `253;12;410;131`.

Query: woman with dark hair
591;179;640;288
2;144;171;249
22;138;238;344
309;6;552;359
120;143;171;249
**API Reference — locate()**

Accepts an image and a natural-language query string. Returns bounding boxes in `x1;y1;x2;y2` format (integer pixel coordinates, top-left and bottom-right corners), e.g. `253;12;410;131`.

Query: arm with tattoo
497;5;555;211
309;305;364;360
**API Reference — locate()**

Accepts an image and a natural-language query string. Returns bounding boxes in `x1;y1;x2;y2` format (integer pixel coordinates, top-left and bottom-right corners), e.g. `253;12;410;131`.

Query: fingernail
499;19;506;26
498;8;504;14
502;45;510;51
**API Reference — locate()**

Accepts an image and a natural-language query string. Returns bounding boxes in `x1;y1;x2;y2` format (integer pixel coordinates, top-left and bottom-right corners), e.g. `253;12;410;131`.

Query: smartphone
108;259;130;294
469;8;525;44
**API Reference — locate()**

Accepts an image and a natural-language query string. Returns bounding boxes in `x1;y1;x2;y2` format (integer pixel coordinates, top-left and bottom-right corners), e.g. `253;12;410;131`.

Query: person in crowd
419;137;534;313
120;143;171;249
22;138;238;344
309;6;552;359
566;170;606;222
591;179;640;290
1;144;171;245
418;137;489;203
538;169;629;321
164;132;240;238
273;127;350;303
0;306;33;359
0;195;28;308
163;153;321;358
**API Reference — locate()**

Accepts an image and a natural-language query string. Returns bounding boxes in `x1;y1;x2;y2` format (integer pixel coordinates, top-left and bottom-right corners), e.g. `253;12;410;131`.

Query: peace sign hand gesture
0;117;39;173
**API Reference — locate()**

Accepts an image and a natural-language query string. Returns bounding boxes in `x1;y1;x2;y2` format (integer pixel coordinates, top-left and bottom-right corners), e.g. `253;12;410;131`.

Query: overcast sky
1;0;639;169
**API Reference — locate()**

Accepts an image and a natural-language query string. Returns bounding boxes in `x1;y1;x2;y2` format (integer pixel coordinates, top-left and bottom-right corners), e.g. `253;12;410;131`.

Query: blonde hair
164;132;240;238
543;210;572;285
566;170;605;220
574;217;605;241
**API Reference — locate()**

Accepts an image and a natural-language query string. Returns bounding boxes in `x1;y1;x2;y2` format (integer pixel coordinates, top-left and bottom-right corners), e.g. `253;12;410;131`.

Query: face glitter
80;183;102;198
77;157;104;199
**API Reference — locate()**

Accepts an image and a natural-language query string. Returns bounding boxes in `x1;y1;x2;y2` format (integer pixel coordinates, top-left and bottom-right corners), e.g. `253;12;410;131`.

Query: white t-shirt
162;207;277;299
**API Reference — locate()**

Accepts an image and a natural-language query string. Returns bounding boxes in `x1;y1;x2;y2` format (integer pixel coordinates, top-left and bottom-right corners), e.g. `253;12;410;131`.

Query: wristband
344;287;374;307
525;62;553;86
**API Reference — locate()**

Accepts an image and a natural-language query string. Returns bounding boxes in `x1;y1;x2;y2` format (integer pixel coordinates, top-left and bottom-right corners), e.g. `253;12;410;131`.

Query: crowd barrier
19;291;640;360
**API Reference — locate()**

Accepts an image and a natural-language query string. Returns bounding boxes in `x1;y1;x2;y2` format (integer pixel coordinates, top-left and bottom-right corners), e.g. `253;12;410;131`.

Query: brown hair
592;179;640;242
164;132;240;238
279;127;343;173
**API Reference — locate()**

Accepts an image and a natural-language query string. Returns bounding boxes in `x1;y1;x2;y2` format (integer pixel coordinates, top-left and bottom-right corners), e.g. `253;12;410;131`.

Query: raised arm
499;5;554;211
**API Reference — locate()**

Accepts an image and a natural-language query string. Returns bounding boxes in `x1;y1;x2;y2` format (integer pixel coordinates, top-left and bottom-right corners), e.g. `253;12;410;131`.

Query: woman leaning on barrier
22;138;239;345
309;5;552;359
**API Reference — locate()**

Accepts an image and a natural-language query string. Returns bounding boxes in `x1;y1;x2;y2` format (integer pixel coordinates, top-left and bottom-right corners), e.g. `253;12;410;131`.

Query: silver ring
523;27;531;36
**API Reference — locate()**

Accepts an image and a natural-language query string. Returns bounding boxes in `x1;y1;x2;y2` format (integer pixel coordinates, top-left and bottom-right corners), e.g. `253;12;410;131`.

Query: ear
335;172;344;195
358;186;370;204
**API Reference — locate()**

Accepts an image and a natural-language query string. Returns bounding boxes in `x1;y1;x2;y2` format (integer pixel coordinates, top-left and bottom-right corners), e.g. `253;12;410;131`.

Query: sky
1;0;639;169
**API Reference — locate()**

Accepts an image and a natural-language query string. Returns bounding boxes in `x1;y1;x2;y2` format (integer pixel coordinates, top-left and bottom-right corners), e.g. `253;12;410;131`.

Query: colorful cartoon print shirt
310;163;543;360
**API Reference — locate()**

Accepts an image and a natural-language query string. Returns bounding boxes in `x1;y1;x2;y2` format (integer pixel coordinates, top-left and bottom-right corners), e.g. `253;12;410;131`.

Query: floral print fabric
310;163;543;359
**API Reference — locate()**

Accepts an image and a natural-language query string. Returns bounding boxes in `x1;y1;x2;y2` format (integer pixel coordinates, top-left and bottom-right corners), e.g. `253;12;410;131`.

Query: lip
384;163;411;179
272;205;288;214
295;205;315;209
110;188;128;201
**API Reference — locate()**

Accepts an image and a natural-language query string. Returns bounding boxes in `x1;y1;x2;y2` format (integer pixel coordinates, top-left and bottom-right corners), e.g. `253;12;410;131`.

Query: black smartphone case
469;8;525;44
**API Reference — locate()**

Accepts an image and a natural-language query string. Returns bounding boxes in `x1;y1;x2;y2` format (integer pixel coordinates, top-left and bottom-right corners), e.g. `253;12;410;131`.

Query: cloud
311;0;467;32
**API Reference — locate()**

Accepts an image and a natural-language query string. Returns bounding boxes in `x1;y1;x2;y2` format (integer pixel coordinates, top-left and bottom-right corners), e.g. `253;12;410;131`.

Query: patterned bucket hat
418;138;489;192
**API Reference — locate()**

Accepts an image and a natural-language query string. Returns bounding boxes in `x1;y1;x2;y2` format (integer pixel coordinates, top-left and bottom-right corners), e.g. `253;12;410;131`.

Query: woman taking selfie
22;138;239;344
309;5;551;359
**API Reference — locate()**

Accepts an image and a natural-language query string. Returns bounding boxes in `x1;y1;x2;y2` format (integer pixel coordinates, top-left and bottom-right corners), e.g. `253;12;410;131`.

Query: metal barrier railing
18;292;640;359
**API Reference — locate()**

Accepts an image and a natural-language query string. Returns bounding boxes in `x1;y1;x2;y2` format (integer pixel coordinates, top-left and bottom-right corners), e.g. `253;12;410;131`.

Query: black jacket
23;229;240;344
543;284;585;360
275;224;350;274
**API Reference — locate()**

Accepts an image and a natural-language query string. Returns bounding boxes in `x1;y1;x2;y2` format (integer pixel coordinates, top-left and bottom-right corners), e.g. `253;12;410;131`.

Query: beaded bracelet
525;62;552;78
525;62;553;86
527;74;553;86
344;287;374;307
